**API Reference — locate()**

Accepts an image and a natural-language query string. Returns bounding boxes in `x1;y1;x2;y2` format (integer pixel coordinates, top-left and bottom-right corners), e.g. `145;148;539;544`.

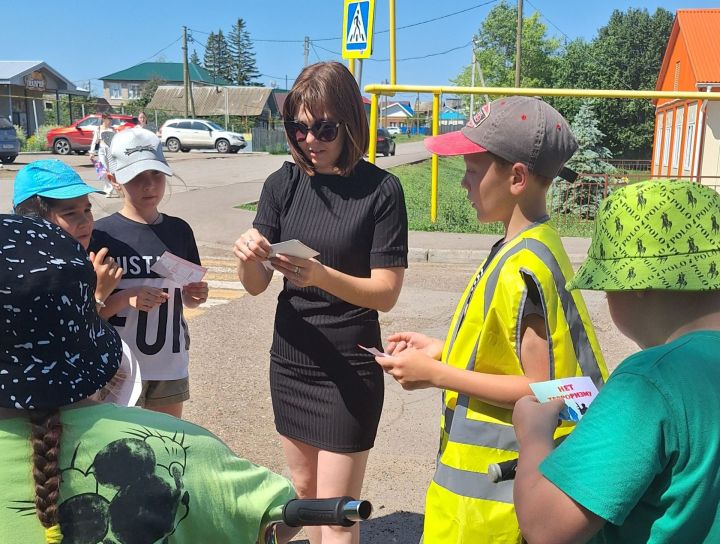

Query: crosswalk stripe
184;256;247;320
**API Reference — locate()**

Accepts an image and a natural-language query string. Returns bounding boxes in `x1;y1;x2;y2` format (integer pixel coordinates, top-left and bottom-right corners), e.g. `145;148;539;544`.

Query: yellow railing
364;84;720;222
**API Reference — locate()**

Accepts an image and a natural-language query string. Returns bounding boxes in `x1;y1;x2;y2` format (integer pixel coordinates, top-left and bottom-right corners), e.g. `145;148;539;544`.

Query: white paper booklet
150;251;207;285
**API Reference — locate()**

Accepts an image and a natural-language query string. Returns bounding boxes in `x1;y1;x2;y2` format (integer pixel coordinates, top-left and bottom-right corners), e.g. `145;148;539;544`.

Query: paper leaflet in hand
358;344;389;357
150;251;207;285
263;239;320;271
268;240;319;259
529;376;599;422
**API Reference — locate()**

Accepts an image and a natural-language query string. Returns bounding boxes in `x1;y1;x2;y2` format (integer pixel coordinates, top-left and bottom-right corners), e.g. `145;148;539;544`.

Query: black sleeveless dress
253;161;408;452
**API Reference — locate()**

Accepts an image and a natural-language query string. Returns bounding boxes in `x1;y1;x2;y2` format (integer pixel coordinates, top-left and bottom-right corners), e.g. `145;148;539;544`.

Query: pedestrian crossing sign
342;0;375;59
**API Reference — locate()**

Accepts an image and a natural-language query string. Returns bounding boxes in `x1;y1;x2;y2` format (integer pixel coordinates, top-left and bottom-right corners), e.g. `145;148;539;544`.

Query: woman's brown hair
283;61;369;176
29;409;64;543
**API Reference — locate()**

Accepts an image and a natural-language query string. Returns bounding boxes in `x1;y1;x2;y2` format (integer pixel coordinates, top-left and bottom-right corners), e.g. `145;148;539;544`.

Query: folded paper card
530;376;599;422
268;239;320;260
150;251;207;285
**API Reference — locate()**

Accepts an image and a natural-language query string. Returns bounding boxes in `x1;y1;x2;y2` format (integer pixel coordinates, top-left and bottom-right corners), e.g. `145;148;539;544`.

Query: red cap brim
424;130;487;156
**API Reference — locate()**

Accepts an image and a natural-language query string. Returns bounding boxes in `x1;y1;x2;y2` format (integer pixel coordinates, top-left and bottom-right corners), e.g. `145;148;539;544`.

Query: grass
235;157;598;237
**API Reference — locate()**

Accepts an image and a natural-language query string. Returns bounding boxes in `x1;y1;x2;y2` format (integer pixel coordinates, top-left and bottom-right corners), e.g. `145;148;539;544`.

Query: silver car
158;119;246;154
0;117;20;164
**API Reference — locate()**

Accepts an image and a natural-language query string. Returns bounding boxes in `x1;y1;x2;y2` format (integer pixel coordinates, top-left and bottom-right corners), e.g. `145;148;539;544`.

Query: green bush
14;125;27;150
26;125;58;151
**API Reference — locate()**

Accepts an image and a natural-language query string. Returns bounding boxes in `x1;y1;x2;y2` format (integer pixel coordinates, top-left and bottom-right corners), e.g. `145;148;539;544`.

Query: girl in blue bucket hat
13;159;123;313
513;180;720;543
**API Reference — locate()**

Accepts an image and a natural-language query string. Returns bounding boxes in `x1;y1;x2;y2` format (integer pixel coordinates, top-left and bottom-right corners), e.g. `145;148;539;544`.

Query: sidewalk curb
198;242;589;267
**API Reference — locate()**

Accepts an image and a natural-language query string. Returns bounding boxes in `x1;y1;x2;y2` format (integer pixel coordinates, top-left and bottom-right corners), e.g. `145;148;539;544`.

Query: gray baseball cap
108;127;173;184
424;96;578;181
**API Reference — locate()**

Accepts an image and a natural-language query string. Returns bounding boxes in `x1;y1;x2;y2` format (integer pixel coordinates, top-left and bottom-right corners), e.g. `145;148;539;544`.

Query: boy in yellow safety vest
375;95;609;543
513;180;720;543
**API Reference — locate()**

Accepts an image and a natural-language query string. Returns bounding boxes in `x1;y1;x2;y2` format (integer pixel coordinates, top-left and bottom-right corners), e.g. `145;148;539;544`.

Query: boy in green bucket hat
512;179;720;543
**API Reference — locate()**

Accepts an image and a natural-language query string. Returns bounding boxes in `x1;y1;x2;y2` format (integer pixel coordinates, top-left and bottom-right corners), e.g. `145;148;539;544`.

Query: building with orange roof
651;9;720;185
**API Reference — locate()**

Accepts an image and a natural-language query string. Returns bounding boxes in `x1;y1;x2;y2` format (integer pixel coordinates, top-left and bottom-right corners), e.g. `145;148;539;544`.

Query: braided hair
29;410;64;543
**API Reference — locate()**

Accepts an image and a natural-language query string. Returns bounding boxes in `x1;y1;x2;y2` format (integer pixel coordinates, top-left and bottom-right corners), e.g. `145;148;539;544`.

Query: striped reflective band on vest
434;237;603;503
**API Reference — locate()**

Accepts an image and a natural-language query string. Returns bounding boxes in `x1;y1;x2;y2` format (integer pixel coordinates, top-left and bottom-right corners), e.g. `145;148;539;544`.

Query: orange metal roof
656;9;720;89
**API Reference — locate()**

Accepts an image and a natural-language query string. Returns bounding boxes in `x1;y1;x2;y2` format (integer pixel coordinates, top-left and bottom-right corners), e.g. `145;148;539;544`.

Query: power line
376;0;498;36
524;0;571;42
190;1;499;44
141;36;183;63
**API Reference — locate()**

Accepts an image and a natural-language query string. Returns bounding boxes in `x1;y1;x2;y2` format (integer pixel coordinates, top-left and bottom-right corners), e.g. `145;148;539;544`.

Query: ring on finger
294;266;300;274
246;238;252;248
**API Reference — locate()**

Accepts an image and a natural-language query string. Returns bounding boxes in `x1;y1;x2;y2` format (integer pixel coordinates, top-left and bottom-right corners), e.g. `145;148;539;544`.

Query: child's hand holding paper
529;377;599;422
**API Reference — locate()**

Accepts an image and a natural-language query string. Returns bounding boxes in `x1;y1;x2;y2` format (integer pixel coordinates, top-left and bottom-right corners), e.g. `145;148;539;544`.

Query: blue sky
3;0;717;103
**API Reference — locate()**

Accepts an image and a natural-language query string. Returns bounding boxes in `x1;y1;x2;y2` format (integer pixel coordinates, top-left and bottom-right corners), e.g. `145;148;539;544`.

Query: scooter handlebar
282;497;373;528
487;459;518;483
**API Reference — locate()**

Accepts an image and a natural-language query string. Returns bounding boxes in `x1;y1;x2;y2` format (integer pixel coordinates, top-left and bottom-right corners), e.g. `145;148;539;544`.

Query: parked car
158;119;246;153
46;114;136;155
386;126;402;136
0;117;20;164
376;128;396;157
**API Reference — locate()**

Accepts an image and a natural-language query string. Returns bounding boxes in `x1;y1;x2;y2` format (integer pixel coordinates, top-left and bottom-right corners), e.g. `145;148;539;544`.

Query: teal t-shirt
0;403;295;543
541;331;720;543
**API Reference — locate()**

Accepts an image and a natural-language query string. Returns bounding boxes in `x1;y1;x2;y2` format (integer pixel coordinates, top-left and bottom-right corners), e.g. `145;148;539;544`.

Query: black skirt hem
276;427;376;454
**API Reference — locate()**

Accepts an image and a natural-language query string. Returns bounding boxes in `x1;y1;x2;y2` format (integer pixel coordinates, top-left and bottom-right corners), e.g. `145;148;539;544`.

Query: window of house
684;104;697;171
653;115;663;167
662;111;671;168
128;84;141;99
672;108;684;170
110;83;121;99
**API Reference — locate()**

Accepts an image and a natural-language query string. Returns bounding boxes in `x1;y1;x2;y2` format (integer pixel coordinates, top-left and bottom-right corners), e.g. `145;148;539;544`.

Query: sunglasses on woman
284;120;342;143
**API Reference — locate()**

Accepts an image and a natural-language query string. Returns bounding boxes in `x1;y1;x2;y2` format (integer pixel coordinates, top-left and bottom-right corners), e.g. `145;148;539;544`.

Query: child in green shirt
513;180;720;543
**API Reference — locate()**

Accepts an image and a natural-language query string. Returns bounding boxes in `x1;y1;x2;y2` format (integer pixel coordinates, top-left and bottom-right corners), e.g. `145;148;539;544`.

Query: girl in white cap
89;128;208;419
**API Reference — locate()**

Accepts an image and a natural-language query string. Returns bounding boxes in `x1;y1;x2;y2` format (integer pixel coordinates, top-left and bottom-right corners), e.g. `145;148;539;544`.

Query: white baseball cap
108;127;173;184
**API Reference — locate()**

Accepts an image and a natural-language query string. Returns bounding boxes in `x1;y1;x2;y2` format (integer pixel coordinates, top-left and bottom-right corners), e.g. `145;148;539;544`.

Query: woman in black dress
234;61;408;544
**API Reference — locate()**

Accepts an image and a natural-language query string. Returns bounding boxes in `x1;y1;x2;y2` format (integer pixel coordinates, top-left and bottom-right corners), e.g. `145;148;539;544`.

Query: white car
159;119;246;154
386;126;402;136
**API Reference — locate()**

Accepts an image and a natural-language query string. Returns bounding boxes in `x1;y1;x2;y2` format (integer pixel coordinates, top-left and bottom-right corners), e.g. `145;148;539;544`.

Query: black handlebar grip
283;497;373;528
487;459;518;483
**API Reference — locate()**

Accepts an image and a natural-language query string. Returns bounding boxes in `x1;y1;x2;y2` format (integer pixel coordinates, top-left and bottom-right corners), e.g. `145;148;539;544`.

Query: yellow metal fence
364;84;720;222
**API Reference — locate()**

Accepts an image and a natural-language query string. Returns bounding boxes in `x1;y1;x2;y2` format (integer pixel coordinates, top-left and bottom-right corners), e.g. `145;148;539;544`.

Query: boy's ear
509;162;530;195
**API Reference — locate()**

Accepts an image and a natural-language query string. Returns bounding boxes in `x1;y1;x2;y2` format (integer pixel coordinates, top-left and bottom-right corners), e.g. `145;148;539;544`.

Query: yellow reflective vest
423;220;609;544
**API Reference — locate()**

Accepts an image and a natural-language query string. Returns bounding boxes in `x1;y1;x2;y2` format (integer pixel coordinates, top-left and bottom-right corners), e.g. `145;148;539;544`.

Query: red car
46;114;136;155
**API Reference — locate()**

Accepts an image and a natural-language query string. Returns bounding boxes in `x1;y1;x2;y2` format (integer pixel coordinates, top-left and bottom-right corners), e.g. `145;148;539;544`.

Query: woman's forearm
315;266;404;312
237;258;273;296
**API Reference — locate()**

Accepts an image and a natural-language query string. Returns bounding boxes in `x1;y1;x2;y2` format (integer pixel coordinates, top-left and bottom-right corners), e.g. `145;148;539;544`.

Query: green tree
228;18;260;86
551;100;616;218
215;29;233;83
554;8;673;158
451;1;560;110
189;49;200;66
204;31;219;80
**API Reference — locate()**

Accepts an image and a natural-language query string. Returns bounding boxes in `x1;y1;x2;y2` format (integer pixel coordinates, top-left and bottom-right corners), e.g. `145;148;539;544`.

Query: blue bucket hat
13;160;102;208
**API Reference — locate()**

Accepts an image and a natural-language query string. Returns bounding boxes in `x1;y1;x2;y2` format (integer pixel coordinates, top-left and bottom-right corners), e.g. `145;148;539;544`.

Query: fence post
603;174;609;199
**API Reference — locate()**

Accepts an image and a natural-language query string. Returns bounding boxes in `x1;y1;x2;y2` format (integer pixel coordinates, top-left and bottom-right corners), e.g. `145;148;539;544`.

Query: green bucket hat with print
567;180;720;292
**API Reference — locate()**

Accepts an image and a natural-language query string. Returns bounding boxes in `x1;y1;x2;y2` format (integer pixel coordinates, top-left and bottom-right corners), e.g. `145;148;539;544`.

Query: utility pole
469;43;477;119
182;26;189;117
304;36;310;67
515;0;523;87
